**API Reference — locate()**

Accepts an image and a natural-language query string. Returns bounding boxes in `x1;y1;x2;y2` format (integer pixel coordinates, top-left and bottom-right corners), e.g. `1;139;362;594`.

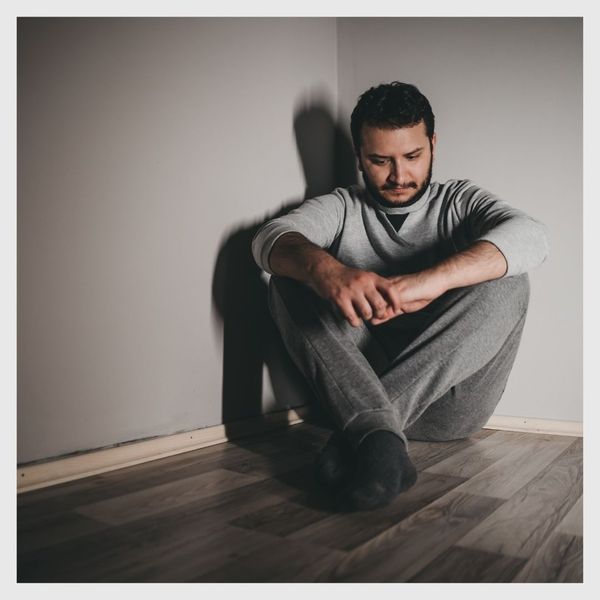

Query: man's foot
314;431;356;490
337;430;417;511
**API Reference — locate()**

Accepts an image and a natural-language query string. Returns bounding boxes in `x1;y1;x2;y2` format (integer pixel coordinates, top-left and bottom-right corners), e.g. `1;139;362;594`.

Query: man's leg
376;273;530;438
404;309;527;441
268;276;417;508
268;275;404;447
270;273;529;441
268;273;529;509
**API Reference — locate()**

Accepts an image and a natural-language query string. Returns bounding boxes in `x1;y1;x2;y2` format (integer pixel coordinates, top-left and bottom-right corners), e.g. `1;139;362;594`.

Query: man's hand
309;263;445;328
308;263;401;327
269;232;413;327
369;271;446;325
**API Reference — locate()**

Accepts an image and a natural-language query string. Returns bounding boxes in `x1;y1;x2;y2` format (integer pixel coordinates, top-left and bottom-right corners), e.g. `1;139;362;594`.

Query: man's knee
452;272;530;323
479;273;529;313
405;398;493;442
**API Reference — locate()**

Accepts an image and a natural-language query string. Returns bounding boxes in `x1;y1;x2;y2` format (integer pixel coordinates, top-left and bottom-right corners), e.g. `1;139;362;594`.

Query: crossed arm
268;232;508;327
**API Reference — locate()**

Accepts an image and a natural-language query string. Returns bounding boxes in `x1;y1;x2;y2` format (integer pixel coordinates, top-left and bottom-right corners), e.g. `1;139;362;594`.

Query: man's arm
367;181;550;325
370;240;508;325
433;239;508;287
454;181;549;277
269;234;507;328
269;232;405;327
251;192;345;275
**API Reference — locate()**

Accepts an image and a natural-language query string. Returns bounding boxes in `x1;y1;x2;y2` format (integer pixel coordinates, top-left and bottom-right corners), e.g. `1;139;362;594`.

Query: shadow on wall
211;99;357;435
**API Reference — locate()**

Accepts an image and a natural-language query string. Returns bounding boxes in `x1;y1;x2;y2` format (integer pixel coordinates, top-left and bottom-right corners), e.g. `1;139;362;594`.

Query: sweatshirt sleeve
450;181;550;277
251;190;346;274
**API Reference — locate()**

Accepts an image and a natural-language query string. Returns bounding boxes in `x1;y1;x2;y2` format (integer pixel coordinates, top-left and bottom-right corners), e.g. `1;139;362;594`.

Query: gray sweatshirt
252;179;549;278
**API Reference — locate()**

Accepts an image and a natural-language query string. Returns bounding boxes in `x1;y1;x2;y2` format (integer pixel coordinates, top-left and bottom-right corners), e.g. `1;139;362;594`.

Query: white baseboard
17;408;581;494
17;406;308;494
484;415;583;437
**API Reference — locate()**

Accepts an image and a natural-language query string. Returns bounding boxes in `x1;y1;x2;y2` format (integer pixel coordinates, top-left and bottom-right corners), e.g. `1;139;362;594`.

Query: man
251;82;549;511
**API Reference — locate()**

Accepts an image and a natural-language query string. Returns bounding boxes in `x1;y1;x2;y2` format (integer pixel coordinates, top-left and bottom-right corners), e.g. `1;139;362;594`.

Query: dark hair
350;82;435;152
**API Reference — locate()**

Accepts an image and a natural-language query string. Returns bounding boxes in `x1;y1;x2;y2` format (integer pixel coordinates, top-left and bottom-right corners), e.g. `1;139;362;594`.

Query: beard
362;155;433;208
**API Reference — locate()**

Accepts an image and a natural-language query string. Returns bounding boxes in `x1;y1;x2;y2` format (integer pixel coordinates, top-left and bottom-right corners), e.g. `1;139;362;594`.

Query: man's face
358;121;436;206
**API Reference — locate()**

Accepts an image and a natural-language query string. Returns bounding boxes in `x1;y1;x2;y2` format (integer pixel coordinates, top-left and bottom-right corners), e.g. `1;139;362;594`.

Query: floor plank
310;491;505;582
409;545;526;582
19;521;279;583
194;537;347;583
513;532;583;583
449;435;575;499
555;495;583;537
18;510;106;555
76;468;266;526
456;438;583;559
289;471;465;551
230;496;333;537
407;431;495;471
424;430;528;479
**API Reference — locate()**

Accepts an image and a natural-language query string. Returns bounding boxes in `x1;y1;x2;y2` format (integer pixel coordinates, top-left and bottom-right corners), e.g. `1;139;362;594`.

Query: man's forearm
425;240;508;294
268;232;342;289
369;240;509;325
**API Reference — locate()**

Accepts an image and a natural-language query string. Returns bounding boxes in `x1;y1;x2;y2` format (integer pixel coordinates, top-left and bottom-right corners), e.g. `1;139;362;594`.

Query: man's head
350;82;436;206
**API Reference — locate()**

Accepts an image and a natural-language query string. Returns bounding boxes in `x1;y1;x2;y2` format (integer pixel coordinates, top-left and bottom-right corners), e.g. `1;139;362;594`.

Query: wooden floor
17;422;583;583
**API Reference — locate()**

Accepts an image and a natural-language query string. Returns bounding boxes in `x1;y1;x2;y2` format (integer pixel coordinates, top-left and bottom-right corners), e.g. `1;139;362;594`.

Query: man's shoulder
328;184;363;201
304;184;364;208
432;178;478;196
430;179;490;206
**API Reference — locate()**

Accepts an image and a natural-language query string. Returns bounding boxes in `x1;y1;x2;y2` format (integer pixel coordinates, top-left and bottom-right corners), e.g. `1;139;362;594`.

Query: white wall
337;17;582;423
18;18;338;463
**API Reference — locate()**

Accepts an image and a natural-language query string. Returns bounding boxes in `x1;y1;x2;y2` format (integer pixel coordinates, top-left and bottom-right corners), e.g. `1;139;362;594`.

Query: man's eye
407;155;418;161
371;159;386;165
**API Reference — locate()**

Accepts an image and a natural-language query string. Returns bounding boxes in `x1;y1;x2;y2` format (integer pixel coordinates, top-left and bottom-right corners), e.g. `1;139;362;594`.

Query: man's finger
352;296;374;321
364;289;390;319
370;305;400;325
377;281;403;314
336;298;362;327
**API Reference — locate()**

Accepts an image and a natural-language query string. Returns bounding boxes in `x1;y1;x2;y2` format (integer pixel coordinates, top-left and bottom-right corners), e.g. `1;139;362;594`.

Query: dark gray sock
338;430;417;511
314;431;356;489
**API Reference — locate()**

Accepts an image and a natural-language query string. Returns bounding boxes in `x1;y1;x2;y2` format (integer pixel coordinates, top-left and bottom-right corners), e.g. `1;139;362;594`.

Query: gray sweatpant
268;273;530;448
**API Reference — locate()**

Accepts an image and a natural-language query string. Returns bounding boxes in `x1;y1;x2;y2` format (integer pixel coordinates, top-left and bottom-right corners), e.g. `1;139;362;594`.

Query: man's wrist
425;262;454;295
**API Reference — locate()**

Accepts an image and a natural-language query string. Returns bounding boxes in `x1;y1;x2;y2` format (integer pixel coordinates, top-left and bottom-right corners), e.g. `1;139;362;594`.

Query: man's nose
388;161;404;184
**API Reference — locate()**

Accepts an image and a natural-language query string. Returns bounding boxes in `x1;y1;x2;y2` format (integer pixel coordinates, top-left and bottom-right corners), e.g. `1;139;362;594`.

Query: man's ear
430;133;437;158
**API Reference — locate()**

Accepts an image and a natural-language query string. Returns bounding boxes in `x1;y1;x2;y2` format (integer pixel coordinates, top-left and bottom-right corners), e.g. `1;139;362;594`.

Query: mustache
383;182;418;190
